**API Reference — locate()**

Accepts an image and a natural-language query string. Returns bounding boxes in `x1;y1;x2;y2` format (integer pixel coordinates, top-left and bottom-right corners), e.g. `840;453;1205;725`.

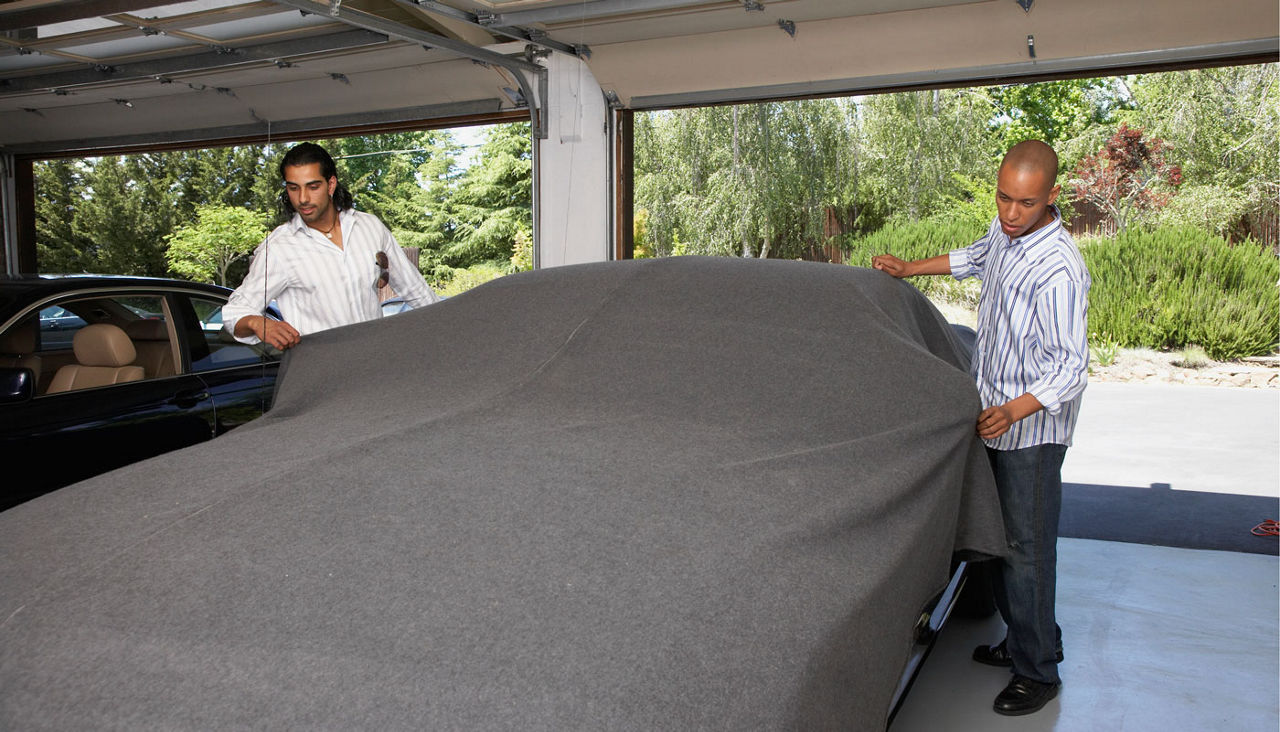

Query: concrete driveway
1062;382;1279;498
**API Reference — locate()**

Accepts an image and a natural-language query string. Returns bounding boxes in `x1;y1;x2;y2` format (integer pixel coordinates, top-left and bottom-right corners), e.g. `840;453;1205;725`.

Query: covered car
0;257;1004;729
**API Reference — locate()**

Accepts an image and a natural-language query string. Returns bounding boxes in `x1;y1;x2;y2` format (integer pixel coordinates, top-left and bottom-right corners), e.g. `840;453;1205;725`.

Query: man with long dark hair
223;142;439;350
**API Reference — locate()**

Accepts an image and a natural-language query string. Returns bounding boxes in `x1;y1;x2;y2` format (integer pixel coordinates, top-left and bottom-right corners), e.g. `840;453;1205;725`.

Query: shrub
1156;184;1250;240
1082;227;1278;360
846;220;1278;361
1089;331;1120;367
1173;345;1212;369
431;261;508;297
841;218;983;305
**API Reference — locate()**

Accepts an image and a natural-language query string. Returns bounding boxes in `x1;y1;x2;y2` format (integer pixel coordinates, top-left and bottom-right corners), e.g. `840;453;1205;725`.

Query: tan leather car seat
126;319;175;378
0;317;41;387
46;323;145;393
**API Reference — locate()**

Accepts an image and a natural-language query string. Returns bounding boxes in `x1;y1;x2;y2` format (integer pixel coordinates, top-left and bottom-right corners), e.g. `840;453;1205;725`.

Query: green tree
635;99;861;259
33;159;92;272
857;89;1000;222
1125;64;1279;240
326;132;439;228
446;122;532;270
172;145;275;219
307;131;466;278
989;78;1130;153
74;154;177;275
165;205;268;285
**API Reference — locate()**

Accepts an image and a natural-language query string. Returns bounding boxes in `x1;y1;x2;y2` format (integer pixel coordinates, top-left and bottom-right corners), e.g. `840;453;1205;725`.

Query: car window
27;294;172;395
37;304;88;350
188;296;278;371
35;296;166;351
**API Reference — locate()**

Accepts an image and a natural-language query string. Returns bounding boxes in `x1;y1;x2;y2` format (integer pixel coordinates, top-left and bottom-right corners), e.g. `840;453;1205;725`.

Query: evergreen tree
74;155;174;276
446;122;532;269
33;159;91;272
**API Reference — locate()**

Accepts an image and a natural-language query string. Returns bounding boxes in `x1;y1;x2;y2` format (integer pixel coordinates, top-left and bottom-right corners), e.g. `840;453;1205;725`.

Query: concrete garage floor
892;539;1278;730
893;383;1280;731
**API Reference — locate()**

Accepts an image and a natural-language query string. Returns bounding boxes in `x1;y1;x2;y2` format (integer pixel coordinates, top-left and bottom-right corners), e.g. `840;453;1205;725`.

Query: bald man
873;140;1090;716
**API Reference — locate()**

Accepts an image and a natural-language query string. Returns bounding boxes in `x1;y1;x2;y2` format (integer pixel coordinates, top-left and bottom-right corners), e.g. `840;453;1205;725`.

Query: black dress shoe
972;639;1064;667
993;675;1060;716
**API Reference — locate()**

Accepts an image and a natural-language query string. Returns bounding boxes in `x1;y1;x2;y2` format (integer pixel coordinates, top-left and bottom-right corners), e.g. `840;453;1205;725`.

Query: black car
0;275;281;510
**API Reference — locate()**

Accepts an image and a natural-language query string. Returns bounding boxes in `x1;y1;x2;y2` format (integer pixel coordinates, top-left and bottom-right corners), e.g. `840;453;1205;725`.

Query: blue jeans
987;443;1067;685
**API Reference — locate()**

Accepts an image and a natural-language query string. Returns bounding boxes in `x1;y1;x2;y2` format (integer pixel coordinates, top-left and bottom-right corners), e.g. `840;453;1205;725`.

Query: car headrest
73;323;137;367
0;317;37;354
125;319;168;341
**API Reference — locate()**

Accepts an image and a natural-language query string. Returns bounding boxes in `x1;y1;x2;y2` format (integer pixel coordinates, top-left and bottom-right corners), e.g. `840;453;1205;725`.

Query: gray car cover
0;256;1004;730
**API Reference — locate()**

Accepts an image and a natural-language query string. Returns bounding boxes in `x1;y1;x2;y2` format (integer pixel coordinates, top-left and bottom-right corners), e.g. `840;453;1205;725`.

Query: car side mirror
0;367;35;405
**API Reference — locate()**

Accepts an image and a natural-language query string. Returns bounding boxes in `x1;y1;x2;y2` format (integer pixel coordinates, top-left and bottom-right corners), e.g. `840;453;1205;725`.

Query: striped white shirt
223;209;439;344
949;210;1090;449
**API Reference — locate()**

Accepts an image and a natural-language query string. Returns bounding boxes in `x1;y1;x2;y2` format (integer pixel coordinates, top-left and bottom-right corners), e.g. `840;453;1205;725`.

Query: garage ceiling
0;0;1276;154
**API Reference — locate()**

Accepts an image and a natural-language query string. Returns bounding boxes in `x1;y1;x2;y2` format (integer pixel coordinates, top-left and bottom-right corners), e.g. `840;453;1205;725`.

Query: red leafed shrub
1071;124;1182;233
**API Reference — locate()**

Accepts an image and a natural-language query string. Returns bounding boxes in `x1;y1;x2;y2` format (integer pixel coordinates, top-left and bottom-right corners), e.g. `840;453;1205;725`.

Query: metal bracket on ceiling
778;19;795;38
743;1;765;11
524;44;552;63
1016;0;1033;11
407;0;586;59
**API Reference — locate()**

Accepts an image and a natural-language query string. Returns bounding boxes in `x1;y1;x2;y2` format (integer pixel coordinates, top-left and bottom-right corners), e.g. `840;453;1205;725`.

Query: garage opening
30;119;534;297
632;64;1279;368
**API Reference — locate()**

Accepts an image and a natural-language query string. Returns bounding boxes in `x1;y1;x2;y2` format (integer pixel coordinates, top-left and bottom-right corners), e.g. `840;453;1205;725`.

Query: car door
0;291;218;508
174;293;281;435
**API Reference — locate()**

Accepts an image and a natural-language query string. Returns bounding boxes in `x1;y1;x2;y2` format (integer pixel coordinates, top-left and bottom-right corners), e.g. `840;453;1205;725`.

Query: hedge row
842;221;1279;361
1081;227;1278;360
840;219;982;305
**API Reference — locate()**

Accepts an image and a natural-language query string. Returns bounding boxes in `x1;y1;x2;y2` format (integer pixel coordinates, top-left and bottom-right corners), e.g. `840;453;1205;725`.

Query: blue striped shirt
949;210;1090;449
